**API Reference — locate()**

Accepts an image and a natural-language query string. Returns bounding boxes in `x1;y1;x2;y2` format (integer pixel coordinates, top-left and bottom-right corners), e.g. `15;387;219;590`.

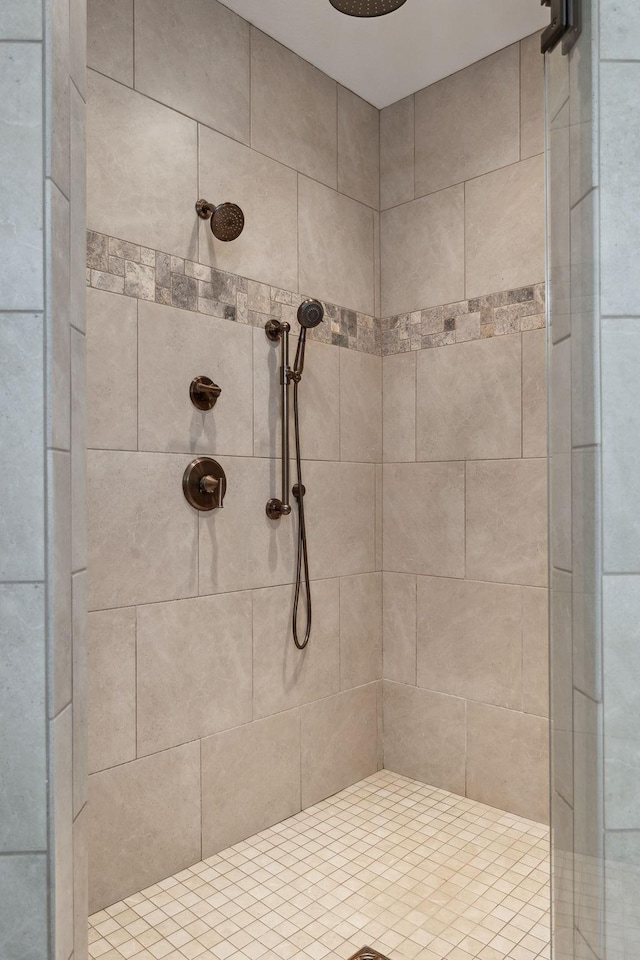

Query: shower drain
347;949;393;960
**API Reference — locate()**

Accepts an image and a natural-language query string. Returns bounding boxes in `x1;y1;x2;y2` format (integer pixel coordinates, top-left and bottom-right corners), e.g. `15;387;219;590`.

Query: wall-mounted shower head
196;199;245;242
297;299;324;330
329;0;408;16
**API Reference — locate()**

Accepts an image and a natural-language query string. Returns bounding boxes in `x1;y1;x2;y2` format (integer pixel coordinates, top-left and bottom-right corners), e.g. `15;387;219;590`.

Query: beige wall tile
520;32;544;160
253;579;340;720
87;0;133;86
50;450;72;716
466;701;549;822
71;328;86;573
466;459;548;587
340;573;382;690
383;573;416;686
338;86;379;210
383;353;416;463
47;182;71;450
522;328;548;459
0;315;44;580
88;451;198;609
137;593;251;755
383;462;465;578
88;743;201;911
198;456;296;595
340;349;382;463
87;71;197;260
0;584;46;851
299;176;375;316
201;710;301;857
522;586;549;718
375;462;383;572
465;155;546;298
251;28;337;188
383;681;466;794
415;45;520;198
135;0;250;143
416;334;521;461
381;185;465;316
301;684;378;807
87;607;136;774
199;125;298;292
86;288;137;451
303;460;376;580
70;86;86;333
254;331;341;461
374;209;381;319
380;95;414;211
73;807;88;960
138;301;253;457
417;577;523;710
52;706;74;960
72;571;88;817
48;0;70;198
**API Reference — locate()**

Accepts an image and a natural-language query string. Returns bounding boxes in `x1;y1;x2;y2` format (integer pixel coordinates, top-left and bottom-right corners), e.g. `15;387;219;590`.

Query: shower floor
88;770;550;960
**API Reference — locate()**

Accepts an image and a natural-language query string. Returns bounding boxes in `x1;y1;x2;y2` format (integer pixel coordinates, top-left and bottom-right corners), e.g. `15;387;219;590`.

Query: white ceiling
218;0;548;108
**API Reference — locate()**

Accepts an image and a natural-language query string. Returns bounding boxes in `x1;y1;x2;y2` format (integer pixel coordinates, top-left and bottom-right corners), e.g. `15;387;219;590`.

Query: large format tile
600;0;640;59
383;681;466;794
416;334;521;461
383;462;465;578
88;451;198;609
1;0;42;39
340;573;382;690
49;450;72;716
523;587;549;718
339;349;381;463
303;460;376;580
199;125;298;291
382;572;416;686
70;84;86;332
417;577;522;710
0;855;47;958
47;181;71;451
138;300;253;456
0;315;44;580
380;95;414;211
523;328;548;459
0;584;46;852
301;684;378;807
88;743;201;911
48;0;70;198
87;607;136;773
299;177;375;316
252;579;340;720
381;185;464;316
251;28;337;188
466;701;549;822
87;70;197;259
70;325;86;576
201;710;301;857
465;155;545;299
520;32;545;160
137;592;252;756
72;570;88;817
74;807;89;960
383;352;416;463
415;44;519;197
135;0;250;143
86;288;137;451
87;0;133;86
198;456;296;594
602;320;640;572
338;86;379;209
466;459;548;587
0;45;43;309
52;706;74;960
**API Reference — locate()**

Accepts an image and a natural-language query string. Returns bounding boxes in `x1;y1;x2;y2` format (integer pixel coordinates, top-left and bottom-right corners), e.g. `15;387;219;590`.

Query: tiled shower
2;1;639;959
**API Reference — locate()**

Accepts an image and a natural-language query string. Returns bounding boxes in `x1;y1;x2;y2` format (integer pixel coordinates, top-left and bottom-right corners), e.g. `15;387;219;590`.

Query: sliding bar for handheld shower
265;319;292;520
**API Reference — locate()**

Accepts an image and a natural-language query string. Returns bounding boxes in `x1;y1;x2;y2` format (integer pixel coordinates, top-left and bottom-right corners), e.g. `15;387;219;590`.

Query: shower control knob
183;457;226;511
190;376;221;411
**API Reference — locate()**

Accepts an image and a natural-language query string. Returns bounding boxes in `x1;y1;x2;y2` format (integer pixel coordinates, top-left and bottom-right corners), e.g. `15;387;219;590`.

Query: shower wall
379;37;550;823
85;0;382;912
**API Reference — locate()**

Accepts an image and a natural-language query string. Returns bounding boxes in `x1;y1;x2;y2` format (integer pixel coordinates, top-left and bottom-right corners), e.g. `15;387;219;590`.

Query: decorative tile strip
86;230;381;356
381;283;546;356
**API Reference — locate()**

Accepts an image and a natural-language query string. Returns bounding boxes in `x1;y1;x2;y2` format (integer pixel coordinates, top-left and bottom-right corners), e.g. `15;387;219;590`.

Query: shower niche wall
85;0;549;920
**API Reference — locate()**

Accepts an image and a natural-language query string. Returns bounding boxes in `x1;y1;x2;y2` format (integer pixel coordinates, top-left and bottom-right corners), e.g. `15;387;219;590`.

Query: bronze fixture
265;319;292;521
196;199;245;241
329;0;408;16
183;457;226;511
190;376;221;411
346;949;392;960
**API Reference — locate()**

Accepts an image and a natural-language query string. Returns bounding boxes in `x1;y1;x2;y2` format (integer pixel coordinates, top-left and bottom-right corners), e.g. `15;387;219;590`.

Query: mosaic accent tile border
381;283;546;356
86;231;380;356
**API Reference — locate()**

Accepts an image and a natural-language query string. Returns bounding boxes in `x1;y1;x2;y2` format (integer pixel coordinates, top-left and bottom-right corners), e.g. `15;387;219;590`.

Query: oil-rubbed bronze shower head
196;199;245;242
329;0;408;16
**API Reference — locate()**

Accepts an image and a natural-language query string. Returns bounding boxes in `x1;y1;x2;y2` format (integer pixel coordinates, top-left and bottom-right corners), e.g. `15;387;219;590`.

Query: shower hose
292;377;312;650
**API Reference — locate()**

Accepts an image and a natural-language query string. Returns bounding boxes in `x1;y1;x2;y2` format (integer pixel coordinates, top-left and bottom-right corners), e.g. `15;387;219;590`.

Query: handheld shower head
297;299;324;329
